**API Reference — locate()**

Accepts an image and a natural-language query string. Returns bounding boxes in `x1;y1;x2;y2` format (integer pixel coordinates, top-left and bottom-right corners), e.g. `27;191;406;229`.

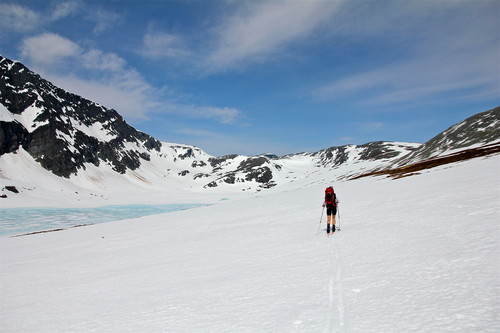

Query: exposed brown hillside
350;142;500;180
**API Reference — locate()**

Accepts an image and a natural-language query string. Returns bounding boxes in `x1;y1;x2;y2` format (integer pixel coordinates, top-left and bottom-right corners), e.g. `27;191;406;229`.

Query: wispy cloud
141;26;190;60
312;1;499;108
315;63;497;111
314;43;497;106
0;1;121;37
50;1;79;21
204;0;342;72
162;104;243;124
4;2;246;124
18;32;244;124
19;33;157;119
43;73;160;120
81;49;127;72
140;0;344;73
0;3;40;33
87;6;123;34
183;105;242;124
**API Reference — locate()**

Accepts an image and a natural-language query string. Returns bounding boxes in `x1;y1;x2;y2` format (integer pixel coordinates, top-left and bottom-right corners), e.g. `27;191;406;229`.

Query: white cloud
17;33;158;119
0;2;118;37
138;1;343;73
19;32;244;123
205;0;343;72
0;3;40;33
50;1;79;21
163;104;243;124
20;33;82;64
194;106;242;124
88;7;123;34
81;49;127;72
43;73;158;120
312;1;499;107
314;44;498;107
142;30;190;59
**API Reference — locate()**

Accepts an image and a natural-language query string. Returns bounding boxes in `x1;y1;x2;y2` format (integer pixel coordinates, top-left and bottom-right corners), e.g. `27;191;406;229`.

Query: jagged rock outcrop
0;121;28;155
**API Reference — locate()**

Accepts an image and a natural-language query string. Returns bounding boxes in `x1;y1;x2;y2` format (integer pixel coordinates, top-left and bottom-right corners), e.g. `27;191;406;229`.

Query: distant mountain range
1;55;499;202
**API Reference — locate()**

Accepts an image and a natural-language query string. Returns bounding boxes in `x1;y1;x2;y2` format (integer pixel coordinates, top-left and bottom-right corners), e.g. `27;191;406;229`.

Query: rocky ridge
396;107;500;166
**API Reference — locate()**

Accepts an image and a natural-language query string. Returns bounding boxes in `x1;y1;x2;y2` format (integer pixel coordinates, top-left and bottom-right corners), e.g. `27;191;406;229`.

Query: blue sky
1;0;498;156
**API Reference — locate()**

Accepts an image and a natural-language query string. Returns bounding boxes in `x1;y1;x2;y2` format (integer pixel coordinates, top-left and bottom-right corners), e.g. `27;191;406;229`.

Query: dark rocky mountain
1;54;499;196
0;56;161;178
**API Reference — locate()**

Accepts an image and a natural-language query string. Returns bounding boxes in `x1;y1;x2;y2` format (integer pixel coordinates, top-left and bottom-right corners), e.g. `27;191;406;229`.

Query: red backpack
325;187;337;206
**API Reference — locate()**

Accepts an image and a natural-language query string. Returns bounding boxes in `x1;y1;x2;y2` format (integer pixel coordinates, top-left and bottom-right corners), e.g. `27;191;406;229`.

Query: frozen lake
0;204;208;236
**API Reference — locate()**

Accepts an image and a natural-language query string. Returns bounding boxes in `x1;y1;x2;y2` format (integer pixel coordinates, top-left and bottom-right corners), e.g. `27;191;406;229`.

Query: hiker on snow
322;186;339;234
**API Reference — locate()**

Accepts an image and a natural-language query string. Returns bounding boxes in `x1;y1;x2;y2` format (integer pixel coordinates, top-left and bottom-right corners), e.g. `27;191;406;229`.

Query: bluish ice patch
0;204;208;236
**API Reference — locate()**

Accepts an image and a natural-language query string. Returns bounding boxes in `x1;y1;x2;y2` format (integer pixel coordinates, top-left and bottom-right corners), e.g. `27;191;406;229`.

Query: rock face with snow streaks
0;56;161;177
396;107;500;166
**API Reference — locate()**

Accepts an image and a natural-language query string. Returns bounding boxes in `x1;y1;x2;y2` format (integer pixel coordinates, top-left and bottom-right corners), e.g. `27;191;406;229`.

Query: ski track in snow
334;237;346;331
322;233;346;333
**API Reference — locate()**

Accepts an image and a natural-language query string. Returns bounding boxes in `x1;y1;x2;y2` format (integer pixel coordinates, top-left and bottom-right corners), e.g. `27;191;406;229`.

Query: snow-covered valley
1;54;499;332
1;155;498;332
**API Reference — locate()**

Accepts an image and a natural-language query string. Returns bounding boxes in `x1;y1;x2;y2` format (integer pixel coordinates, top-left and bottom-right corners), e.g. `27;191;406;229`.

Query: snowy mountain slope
1;154;498;332
0;140;420;207
348;107;500;181
1;54;500;207
396;106;500;166
0;56;418;204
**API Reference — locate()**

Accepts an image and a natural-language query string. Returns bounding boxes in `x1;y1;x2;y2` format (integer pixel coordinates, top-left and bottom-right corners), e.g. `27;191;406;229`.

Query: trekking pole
337;205;341;231
317;205;325;235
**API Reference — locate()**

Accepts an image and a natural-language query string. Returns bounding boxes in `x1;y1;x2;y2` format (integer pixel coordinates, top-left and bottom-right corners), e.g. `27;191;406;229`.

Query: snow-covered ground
1;155;499;332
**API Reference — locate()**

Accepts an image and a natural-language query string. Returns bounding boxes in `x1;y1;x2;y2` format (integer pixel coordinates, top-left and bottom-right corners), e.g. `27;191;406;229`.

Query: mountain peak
0;55;161;178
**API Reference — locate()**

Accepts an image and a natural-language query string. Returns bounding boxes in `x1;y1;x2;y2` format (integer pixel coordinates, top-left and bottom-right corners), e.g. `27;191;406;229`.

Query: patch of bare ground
11;224;94;238
350;142;500;181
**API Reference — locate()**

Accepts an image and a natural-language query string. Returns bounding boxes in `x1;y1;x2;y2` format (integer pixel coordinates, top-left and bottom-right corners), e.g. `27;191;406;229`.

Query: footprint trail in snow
323;234;347;333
